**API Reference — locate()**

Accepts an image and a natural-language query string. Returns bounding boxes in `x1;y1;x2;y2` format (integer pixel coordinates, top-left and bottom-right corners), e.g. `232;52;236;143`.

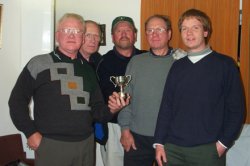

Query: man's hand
216;142;226;157
120;129;136;152
155;144;167;166
27;132;42;151
108;92;130;113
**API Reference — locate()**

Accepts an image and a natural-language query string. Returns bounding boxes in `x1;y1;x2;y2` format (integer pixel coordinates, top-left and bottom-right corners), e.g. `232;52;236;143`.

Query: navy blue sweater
154;51;245;148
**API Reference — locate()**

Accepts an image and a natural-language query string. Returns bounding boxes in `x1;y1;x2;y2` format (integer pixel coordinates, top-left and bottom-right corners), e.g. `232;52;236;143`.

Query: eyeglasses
146;27;167;35
85;33;101;41
59;28;83;36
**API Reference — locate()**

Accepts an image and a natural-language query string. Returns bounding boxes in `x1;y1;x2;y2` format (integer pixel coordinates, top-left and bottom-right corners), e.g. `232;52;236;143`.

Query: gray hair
85;20;101;35
56;13;85;31
145;14;172;30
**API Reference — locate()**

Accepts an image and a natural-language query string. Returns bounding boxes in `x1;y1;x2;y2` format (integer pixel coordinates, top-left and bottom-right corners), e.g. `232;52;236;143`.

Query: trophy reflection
110;75;131;99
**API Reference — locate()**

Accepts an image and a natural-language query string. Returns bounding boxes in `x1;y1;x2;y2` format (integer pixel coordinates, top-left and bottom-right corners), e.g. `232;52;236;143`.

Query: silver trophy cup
110;75;131;99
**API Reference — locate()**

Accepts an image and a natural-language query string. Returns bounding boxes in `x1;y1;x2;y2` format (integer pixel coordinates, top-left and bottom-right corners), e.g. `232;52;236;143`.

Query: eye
85;34;91;38
93;34;100;39
74;29;81;34
146;29;154;34
63;28;70;33
181;27;187;32
115;30;122;34
126;29;132;33
158;28;166;33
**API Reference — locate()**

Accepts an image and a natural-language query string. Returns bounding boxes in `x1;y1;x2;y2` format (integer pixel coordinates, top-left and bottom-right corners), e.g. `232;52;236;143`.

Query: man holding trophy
118;15;186;166
97;16;146;166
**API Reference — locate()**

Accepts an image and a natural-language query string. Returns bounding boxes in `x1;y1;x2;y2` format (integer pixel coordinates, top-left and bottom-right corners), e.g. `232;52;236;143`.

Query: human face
146;17;171;52
180;17;208;52
56;17;84;57
80;22;101;56
112;21;137;50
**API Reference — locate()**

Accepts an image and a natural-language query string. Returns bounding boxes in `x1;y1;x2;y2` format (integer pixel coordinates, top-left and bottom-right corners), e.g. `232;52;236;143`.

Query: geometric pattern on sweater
50;63;90;111
27;54;90;111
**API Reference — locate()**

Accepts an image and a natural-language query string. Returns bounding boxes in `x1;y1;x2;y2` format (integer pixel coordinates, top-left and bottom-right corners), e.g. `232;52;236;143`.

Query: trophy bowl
110;75;131;99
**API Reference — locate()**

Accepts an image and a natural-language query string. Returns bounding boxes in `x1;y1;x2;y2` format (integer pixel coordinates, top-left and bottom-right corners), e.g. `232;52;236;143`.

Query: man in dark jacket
97;16;146;166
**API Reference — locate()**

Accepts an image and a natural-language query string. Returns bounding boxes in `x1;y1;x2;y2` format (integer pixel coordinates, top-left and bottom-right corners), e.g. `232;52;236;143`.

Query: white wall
55;0;141;55
0;0;140;164
0;0;54;158
0;0;22;136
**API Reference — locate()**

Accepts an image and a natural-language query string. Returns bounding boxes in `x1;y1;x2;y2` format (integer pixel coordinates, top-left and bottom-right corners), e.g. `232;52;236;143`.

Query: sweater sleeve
8;67;37;138
219;58;245;147
96;59;117;103
90;81;114;123
154;64;176;144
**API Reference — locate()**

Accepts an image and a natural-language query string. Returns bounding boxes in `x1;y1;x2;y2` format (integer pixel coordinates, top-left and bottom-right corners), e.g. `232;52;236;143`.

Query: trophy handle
125;75;132;86
110;76;117;87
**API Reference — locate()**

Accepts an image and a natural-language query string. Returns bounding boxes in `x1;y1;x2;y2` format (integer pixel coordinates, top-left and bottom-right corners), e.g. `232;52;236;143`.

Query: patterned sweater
9;49;113;141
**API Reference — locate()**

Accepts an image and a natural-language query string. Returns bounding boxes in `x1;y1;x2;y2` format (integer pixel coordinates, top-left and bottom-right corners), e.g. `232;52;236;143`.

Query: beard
115;37;134;50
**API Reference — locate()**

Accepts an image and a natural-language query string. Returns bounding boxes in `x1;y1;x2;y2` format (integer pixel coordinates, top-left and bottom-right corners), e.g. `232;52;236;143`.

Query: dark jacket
97;46;147;123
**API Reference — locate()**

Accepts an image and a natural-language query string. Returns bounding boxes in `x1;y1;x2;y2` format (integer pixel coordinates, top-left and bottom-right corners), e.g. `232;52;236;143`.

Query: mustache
120;37;129;40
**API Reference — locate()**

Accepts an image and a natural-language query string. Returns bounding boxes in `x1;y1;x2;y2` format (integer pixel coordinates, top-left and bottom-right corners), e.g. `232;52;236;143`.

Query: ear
111;34;115;43
134;32;137;42
168;30;172;40
55;31;59;43
204;31;208;37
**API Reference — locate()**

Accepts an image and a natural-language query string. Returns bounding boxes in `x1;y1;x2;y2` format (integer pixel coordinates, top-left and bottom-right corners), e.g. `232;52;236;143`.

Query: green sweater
118;51;175;136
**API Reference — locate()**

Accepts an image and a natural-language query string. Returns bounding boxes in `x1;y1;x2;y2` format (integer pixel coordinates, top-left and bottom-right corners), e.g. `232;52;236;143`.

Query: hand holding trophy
110;75;131;99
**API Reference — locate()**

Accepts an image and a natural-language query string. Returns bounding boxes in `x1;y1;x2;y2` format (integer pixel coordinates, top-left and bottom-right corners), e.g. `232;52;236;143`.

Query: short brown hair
178;8;212;44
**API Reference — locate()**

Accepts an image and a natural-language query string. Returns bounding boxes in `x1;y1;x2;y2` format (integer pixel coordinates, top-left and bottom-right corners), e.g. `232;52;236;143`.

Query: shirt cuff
153;143;164;149
218;140;227;149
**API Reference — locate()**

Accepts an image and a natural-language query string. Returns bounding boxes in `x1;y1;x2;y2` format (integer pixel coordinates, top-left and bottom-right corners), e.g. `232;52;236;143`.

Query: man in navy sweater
154;9;245;166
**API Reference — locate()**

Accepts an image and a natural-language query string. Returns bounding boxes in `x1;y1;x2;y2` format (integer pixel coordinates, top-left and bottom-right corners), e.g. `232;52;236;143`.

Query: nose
186;28;193;34
152;30;158;35
121;31;127;36
68;33;76;38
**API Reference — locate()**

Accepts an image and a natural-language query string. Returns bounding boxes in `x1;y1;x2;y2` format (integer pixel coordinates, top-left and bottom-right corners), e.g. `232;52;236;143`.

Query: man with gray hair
118;15;186;166
9;13;126;166
79;20;102;69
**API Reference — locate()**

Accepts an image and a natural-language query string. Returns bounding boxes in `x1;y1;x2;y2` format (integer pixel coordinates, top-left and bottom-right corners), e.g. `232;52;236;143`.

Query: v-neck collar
188;47;212;64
